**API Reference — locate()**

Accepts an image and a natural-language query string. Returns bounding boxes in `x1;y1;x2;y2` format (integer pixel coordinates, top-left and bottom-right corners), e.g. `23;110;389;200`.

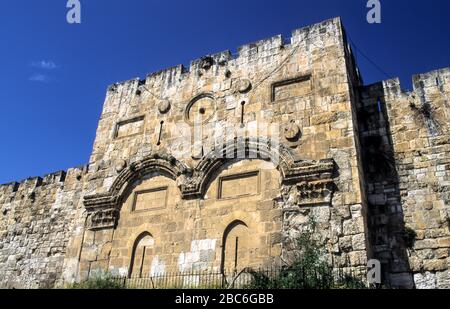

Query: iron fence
105;267;368;289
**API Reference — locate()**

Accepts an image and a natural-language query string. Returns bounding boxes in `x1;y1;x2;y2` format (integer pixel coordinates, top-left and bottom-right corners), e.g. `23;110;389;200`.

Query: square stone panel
218;171;260;199
115;116;145;139
271;75;312;102
132;187;168;212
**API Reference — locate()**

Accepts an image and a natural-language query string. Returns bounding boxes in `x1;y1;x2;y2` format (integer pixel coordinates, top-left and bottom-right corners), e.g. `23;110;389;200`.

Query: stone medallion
115;160;127;173
284;121;301;142
234;79;252;94
158;100;171;114
185;94;216;125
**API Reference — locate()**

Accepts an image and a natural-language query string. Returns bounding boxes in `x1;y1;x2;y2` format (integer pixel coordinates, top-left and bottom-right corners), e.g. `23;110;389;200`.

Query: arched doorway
221;220;249;274
128;232;154;278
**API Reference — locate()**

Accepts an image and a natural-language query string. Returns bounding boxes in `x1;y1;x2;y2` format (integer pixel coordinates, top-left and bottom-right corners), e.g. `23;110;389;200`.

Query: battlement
107;17;344;92
0;166;87;197
361;67;450;100
1;16;449;290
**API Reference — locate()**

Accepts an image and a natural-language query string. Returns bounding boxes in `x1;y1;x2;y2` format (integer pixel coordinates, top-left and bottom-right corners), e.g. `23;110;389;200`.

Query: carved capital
177;169;204;199
295;180;335;207
281;158;335;185
86;208;119;231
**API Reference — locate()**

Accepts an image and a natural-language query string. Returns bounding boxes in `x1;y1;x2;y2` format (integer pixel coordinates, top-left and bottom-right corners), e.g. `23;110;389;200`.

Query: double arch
84;138;335;230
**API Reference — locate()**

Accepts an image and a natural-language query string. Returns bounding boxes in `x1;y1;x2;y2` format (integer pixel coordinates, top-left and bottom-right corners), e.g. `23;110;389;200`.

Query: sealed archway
128;232;154;278
221;221;250;273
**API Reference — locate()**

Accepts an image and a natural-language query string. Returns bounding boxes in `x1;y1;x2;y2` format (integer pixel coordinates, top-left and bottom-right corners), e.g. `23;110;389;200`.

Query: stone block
351;234;366;251
414;272;437;289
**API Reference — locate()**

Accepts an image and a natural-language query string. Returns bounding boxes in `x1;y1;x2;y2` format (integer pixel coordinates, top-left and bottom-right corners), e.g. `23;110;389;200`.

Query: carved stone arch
184;92;217;125
109;155;184;198
84;141;336;230
84;154;188;230
178;137;336;199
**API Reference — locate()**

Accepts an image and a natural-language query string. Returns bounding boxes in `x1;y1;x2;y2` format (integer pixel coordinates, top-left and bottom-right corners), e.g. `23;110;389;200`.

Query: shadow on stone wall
357;82;414;288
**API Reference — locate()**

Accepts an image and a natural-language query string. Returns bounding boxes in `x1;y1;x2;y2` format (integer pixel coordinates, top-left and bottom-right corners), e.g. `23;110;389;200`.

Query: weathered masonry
0;17;449;289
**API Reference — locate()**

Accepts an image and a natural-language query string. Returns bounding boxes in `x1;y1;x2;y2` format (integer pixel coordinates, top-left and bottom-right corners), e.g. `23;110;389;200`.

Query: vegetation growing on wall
403;226;417;249
409;101;441;135
67;276;124;289
246;218;366;289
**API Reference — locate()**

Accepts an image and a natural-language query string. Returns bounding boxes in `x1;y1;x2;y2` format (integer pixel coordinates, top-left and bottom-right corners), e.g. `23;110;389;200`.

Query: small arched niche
221;220;250;273
128;232;154;278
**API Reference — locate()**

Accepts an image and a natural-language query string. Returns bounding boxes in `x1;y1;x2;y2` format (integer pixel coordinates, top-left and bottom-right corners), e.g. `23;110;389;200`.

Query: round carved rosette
115;160;127;173
234;79;252;94
185;94;216;125
284;121;302;146
158;100;171;114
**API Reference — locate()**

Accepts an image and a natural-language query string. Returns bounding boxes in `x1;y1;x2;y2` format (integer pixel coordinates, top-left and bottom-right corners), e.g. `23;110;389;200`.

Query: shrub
68;276;124;289
403;226;417;249
246;217;366;289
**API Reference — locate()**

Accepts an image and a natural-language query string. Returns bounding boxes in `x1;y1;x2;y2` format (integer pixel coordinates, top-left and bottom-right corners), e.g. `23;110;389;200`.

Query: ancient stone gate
0;17;449;289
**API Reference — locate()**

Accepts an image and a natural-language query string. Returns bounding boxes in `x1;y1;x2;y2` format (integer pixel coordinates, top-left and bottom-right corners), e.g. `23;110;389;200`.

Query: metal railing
106;267;367;289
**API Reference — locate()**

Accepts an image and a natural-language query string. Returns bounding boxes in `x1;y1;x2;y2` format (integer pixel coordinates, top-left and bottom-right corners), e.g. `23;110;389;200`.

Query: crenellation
236;34;284;59
358;66;450;288
1;17;449;289
42;171;66;185
0;182;19;195
106;18;345;104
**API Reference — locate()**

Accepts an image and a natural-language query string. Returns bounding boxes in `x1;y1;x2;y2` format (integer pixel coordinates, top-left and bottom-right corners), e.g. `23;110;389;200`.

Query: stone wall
76;17;369;281
0;17;448;289
0;168;86;288
358;68;450;288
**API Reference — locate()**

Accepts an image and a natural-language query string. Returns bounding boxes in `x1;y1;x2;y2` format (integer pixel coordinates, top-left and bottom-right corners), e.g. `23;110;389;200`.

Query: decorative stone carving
234;79;252;94
185;94;216;125
177;170;202;198
115;159;127;173
295;180;335;207
179;138;335;199
86;208;119;230
158;100;171;114
84;153;187;230
284;120;301;142
83;140;336;227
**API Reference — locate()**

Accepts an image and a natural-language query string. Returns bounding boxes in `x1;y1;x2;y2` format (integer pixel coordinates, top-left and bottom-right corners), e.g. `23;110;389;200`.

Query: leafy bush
69;276;124;289
403;226;417;249
246;217;366;289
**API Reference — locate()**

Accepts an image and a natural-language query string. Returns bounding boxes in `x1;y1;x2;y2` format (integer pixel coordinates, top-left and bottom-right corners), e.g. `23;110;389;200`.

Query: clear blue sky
0;0;449;184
